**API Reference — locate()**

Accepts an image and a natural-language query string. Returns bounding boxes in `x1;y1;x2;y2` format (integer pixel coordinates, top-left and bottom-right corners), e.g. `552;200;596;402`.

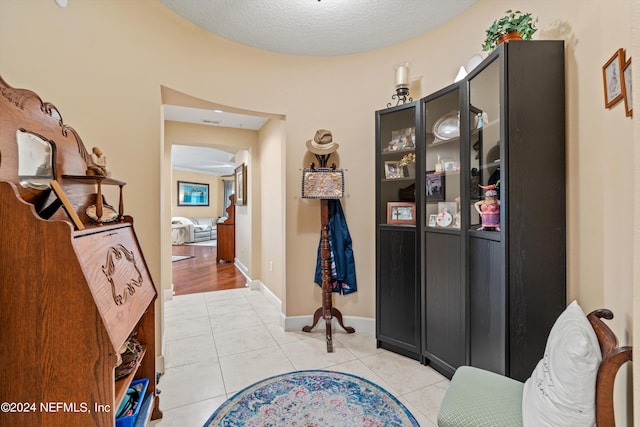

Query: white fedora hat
306;129;339;155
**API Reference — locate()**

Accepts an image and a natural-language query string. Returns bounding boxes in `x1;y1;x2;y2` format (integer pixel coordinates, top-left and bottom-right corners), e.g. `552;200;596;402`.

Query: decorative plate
86;204;118;223
433;112;460;141
436;211;453;228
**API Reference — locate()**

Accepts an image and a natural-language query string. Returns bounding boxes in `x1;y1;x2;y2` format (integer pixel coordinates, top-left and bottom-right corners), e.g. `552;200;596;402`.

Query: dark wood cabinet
424;231;465;374
377;227;420;358
375;41;566;382
375;102;422;360
466;41;566;381
421;83;466;378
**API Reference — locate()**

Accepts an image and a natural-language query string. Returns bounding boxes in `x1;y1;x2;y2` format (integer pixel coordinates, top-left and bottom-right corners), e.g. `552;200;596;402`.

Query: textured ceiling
172;144;238;177
162;0;478;174
159;0;477;56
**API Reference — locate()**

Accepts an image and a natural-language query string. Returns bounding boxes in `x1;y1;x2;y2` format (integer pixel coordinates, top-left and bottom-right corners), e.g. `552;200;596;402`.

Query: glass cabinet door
424;87;461;230
469;58;501;231
378;105;417;226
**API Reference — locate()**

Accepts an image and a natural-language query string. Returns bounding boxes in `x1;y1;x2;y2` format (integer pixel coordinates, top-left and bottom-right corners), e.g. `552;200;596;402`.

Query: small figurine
474;111;489;129
474;184;500;231
87;146;112;177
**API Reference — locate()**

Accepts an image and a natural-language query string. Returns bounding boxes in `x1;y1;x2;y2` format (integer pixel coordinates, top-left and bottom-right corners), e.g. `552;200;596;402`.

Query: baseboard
243;281;375;335
284;315;375;335
248;280;282;312
155;355;165;375
234;258;251;281
163;284;174;302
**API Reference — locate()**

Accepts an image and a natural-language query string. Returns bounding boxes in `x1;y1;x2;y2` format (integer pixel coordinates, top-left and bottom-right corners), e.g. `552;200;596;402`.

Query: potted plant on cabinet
481;10;538;52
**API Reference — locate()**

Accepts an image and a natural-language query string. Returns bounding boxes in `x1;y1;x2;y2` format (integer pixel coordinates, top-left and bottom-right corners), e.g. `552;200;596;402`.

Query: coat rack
302;154;355;353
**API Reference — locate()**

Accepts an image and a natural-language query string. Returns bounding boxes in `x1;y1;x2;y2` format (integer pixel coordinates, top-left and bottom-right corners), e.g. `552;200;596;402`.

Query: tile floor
149;287;450;426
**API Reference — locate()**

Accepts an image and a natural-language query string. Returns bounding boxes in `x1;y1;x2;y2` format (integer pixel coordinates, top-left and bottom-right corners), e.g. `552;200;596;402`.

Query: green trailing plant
482;10;538;52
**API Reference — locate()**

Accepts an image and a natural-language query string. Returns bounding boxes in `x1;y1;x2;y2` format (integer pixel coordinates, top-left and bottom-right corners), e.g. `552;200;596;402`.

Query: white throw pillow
522;300;602;427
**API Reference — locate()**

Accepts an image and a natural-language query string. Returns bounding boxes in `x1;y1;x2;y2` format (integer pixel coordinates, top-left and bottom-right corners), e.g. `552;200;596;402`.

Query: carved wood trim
0;76;90;165
101;243;144;306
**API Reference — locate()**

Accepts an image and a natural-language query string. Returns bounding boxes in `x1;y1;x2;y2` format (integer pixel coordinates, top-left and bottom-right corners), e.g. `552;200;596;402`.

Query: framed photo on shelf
234;163;247;206
384;127;415;152
603;48;625;108
384;161;403;179
387;202;416;224
442;160;460;172
428;214;437;227
426;171;445;202
622;57;633;117
177;181;209;206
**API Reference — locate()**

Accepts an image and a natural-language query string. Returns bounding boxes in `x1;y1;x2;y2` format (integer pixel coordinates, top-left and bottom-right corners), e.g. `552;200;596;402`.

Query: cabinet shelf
62;174;127;186
425;227;460;235
381;148;415;156
114;345;148;409
382;178;414;183
428;136;459;146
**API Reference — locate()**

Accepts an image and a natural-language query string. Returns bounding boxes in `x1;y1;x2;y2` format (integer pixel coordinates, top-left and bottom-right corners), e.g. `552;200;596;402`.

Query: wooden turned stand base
302;199;355;352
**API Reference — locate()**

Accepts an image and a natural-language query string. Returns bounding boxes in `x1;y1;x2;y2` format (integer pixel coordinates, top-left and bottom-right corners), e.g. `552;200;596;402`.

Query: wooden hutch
0;76;161;426
216;194;236;263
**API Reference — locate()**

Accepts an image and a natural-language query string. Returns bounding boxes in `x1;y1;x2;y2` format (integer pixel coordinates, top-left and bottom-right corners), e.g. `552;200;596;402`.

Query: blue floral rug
204;370;419;426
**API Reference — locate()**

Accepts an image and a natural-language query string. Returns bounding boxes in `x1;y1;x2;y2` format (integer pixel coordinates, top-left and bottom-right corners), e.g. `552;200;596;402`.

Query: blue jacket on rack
314;199;357;295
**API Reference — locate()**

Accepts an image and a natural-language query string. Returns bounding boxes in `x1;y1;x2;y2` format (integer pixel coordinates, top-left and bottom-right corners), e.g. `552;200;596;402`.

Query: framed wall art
387;202;416;224
426;171;445;202
234;163;247;206
622;57;633;117
301;168;344;199
177;181;209;206
602;48;625;108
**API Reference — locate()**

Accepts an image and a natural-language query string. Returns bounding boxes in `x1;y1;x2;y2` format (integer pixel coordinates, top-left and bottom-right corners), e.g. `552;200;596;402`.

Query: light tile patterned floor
149;287;449;426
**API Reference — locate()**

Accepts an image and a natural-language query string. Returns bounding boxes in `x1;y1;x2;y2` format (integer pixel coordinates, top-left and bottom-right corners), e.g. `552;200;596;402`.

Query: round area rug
204;370;420;427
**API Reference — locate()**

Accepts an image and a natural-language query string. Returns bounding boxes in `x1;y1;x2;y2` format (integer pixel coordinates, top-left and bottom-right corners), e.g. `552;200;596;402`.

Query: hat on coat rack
306;129;339;155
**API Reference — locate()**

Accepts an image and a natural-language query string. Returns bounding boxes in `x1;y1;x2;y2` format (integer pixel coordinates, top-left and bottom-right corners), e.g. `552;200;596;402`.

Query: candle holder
388;62;412;107
388;86;412;107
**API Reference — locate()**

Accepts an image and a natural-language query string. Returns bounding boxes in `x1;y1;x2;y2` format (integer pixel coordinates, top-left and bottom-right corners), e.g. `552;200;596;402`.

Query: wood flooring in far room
171;244;246;295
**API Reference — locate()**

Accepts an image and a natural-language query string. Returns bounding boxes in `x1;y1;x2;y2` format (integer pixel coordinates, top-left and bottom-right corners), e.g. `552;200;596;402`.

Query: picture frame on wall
622;57;633;117
426;171;445;202
234;163;247;206
387;202;416;224
602;48;625;108
177;181;209;206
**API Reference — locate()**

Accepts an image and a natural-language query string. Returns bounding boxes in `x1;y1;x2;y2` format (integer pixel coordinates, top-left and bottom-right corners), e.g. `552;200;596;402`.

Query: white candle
395;64;409;88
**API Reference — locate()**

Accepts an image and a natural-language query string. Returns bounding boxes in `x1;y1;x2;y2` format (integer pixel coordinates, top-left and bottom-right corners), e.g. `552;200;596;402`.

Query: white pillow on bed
522;300;601;427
